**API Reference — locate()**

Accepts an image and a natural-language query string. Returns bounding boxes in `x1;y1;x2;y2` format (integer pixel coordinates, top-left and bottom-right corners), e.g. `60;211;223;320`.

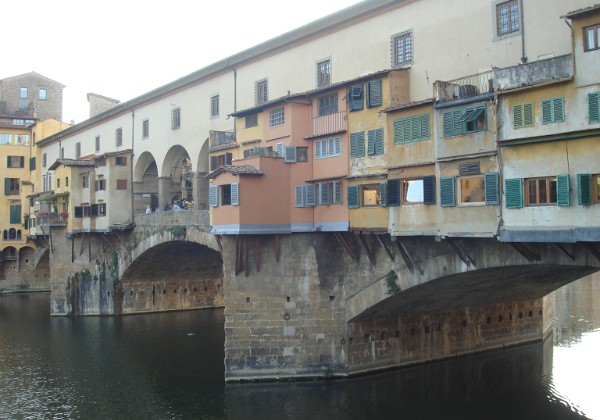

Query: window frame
255;79;268;106
5;178;20;195
142;119;149;139
495;0;520;38
315;137;341;160
361;183;383;207
525;176;558;206
316;59;332;89
7;156;24;169
458;175;486;206
39;88;47;100
443;105;487;138
115;127;123;147
210;94;219;118
171;107;181;130
391;30;413;68
269;107;285;127
584;23;600;52
394;113;430;144
318;93;338;116
245;113;258;128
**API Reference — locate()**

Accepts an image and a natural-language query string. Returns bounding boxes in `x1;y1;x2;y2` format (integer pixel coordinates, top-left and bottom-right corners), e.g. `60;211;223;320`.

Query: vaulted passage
120;241;223;314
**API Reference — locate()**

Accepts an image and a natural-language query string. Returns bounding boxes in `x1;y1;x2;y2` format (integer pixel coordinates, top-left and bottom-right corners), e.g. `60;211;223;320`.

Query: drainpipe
519;0;527;63
130;109;135;225
563;17;576;77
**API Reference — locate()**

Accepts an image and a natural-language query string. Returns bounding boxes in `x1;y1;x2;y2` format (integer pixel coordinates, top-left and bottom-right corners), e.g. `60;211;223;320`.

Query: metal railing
312;111;347;137
209;130;236;147
37;213;67;227
434;70;493;102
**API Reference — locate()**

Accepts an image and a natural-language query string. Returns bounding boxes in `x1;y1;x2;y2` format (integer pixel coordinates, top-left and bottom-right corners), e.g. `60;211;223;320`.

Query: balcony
37;212;67;227
209;130;236;150
494;54;572;92
435;70;493;102
311;111;347;137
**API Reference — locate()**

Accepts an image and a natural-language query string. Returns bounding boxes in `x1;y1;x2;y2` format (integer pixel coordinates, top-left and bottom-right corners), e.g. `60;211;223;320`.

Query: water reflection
0;272;598;419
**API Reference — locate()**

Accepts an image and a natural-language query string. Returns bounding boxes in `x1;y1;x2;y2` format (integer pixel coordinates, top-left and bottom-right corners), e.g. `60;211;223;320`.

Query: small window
95;179;106;191
210;95;219;118
403;179;425;204
459;175;485;205
588;93;600;124
366;80;382;108
60;147;64;159
349;84;364;112
255;79;268;106
350;132;365;158
95;136;100;152
75;142;81;159
526;177;558;206
296;147;309;162
96;158;106;167
39;88;47;100
57;178;61;188
171;108;181;129
20;87;28;99
0;134;11;144
317;181;342;205
316;59;331;88
269;107;285;127
66;177;69;187
513;103;534;129
496;0;520;37
116;179;128;190
584;23;600;52
218;183;239;206
115;127;123;147
7;156;24;168
4;178;20;195
245;113;258;128
20;87;28;108
318;94;338;116
391;30;413;67
142;119;149;139
82;175;89;188
541;98;564;124
362;184;382;207
594;174;600;204
394;114;430;144
115;156;127;166
443;105;487;137
315;137;341;159
367;128;384;156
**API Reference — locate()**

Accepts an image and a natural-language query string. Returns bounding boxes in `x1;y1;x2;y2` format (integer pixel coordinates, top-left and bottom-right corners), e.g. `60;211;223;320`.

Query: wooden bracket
447;238;476;267
584;242;600;264
554;243;575;262
375;234;394;262
510;242;541;262
333;232;358;261
395;239;423;275
355;233;376;266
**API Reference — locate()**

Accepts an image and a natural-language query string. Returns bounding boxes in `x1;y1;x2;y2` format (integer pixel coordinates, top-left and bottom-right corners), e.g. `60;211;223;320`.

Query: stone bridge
45;214;600;381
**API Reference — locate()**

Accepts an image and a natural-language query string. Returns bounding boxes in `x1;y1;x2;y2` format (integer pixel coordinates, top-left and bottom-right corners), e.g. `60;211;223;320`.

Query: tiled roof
48;159;95;170
205;165;264;179
565;4;600;19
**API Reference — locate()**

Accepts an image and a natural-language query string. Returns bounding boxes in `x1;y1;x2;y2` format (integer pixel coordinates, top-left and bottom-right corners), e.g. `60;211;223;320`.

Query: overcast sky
3;0;361;124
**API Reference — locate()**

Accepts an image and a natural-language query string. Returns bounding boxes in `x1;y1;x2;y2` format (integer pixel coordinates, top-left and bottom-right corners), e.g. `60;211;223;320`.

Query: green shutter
29;157;36;170
443;111;454;137
541;99;552;124
423;176;435;205
380;182;387;207
347;185;359;209
523;103;534;127
387;179;400;206
349;84;364;111
484;172;500;205
556;174;570;207
440;176;455;207
589;93;600;123
553;98;565;123
350;132;365;157
4;178;9;195
577;174;592;205
513;105;523;128
6;156;9;168
367;79;382;108
19;156;24;168
505;178;523;209
367;130;376;155
394;119;407;144
420;114;430;140
10;205;21;224
374;128;384;155
209;186;218;207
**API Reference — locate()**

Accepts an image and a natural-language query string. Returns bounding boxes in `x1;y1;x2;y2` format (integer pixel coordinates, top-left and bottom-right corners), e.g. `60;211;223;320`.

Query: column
193;172;209;210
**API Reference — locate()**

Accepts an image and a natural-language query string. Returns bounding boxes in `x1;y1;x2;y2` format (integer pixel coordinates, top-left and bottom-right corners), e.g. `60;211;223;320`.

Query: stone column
131;181;145;214
158;177;171;210
193;172;209;210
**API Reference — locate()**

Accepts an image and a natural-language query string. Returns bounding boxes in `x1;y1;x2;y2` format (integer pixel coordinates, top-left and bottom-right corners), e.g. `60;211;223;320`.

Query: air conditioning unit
455;84;478;98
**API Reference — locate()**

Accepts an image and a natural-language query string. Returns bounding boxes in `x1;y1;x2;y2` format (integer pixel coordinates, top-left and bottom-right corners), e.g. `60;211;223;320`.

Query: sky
2;0;362;124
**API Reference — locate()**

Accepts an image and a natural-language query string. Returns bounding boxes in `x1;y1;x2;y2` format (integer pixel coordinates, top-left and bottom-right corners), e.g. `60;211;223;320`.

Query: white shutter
230;183;239;206
333;181;342;204
294;185;304;207
276;142;284;157
209;186;218;207
284;146;297;163
319;182;330;205
333;137;341;156
328;138;335;157
305;184;316;207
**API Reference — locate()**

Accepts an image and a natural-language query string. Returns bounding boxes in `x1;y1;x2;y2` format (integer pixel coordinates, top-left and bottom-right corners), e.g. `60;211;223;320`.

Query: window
96;158;106;167
42;153;47;168
115;127;123;147
209;184;239;206
391;31;413;67
577;174;600;205
404;178;427;204
513;103;534;129
210;95;219;117
0;134;11;144
95;136;101;152
20;87;28;108
4;178;20;195
296;147;309;162
503;175;569;208
441;173;500;207
116;179;128;190
95;179;106;191
75;142;81;159
588;93;600;124
350;132;365;158
210;153;232;171
318;94;338;116
16;134;28;145
387;177;435;206
245;113;258;128
362;184;383;207
57;178;60;188
29;157;35;170
366;80;382;108
496;1;520;36
66;177;69;187
349;84;364;112
171;107;181;129
459;175;485;205
269;107;284;127
584;23;600;52
255;79;268;106
315;137;341;159
318;181;342;205
294;184;316;208
541;98;564;124
526;177;557;206
443;105;487;137
60;147;64;159
142;119;149;139
115;156;127;166
10;205;21;224
367;128;384;156
7;156;24;168
39;88;47;100
82;175;89;188
394;114;430;144
317;59;331;88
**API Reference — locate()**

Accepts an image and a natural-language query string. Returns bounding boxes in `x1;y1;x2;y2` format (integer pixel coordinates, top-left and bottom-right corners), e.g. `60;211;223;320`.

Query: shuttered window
440;176;455;207
443;105;486;137
387;179;400;207
319;183;330;205
394;114;430;144
513;103;534;129
7;156;24;168
315;137;341;159
484;172;500;205
10;205;21;224
556;174;570;207
380;182;387;207
367;128;384;156
347;185;359;209
366;79;382;108
209;186;218;207
295;184;317;207
577;174;592;205
350;132;365;158
541;98;565;124
588;93;600;124
505;178;523;209
349;84;364;111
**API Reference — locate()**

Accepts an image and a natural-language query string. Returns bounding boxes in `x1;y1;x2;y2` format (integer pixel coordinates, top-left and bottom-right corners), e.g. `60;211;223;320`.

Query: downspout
563;16;576;77
130;109;135;225
233;68;237;139
519;0;527;63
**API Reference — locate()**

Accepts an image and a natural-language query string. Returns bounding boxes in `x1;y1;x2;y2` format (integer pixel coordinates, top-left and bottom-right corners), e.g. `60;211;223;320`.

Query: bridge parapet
134;209;210;229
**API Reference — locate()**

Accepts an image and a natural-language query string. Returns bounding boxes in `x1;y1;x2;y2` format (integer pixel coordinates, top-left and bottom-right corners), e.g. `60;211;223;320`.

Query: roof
384;98;435;113
205;165;264;179
564;4;600;19
0;71;65;88
48;159;96;170
36;0;407;146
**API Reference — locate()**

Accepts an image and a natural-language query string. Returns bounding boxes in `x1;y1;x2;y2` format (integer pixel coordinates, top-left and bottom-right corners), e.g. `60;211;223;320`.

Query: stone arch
197;137;209;173
133;151;159;213
160;145;193;209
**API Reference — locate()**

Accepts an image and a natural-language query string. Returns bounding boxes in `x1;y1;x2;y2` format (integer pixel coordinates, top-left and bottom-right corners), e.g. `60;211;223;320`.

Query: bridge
43;212;600;381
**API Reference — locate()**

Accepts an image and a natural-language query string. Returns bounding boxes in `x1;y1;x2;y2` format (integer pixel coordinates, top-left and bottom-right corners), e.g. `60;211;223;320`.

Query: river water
1;273;599;420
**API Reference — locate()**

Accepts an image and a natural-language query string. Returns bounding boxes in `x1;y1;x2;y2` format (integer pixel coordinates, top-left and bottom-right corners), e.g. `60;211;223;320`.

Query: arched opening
133;151;159;213
161;146;193;210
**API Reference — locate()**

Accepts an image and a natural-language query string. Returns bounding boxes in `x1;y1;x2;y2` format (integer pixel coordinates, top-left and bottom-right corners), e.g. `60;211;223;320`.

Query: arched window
8;228;16;240
16;230;22;240
2;230;7;240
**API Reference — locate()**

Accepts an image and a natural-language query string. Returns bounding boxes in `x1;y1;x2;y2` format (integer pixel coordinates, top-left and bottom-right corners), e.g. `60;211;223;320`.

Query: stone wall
0;247;50;292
